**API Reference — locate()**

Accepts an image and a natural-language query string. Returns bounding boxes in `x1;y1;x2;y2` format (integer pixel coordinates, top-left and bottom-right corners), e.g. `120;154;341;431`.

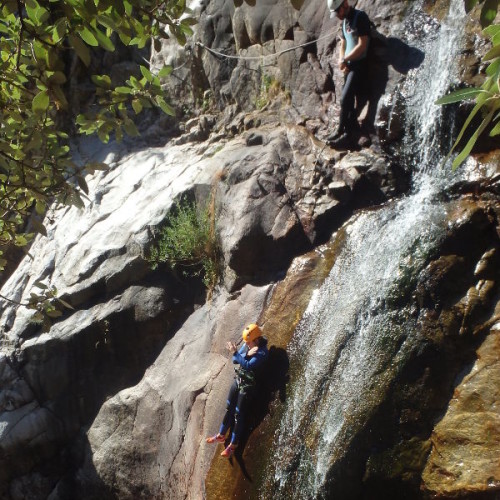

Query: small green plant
148;198;220;293
255;73;286;110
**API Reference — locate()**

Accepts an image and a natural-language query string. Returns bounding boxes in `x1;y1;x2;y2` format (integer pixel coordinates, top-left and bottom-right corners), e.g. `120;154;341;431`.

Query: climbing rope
195;28;337;62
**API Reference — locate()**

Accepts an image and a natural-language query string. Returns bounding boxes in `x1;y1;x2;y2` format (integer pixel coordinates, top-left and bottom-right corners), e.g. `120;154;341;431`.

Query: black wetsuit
338;8;371;135
219;339;268;445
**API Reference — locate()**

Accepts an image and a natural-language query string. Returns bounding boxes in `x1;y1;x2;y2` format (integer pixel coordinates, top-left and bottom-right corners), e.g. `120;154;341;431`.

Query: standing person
327;0;371;148
206;323;268;458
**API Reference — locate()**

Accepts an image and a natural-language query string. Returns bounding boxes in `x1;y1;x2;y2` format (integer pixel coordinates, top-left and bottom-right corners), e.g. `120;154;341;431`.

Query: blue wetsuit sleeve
231;344;246;362
232;347;267;371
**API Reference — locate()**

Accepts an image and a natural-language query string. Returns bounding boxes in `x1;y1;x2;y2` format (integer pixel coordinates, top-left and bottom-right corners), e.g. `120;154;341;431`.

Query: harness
234;365;257;393
233;344;258;393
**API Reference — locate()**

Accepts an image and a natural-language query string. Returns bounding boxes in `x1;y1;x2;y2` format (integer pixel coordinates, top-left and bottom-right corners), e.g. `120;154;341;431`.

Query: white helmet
327;0;344;17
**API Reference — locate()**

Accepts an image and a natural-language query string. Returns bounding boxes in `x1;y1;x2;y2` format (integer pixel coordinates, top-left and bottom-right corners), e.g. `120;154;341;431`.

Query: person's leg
207;379;238;443
338;70;357;135
221;389;250;457
230;390;249;446
220;379;239;435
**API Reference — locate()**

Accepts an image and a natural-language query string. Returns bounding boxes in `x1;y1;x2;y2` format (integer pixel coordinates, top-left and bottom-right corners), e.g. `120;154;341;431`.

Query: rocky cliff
0;0;499;499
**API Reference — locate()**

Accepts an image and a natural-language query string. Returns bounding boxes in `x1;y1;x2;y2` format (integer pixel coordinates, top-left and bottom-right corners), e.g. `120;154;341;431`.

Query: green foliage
255;73;286;110
0;0;196;272
436;20;499;169
148;199;220;293
1;281;74;332
464;0;500;27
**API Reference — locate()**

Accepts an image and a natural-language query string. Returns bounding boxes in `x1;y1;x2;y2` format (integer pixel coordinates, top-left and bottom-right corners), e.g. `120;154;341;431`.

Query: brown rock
422;328;500;496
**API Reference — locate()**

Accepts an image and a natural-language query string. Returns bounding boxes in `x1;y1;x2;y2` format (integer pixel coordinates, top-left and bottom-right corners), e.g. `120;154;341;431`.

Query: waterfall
403;0;466;171
265;1;469;497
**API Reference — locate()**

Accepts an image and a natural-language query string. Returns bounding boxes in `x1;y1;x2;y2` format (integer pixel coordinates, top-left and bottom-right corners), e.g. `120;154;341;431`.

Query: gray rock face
79;284;271;499
153;0;415;142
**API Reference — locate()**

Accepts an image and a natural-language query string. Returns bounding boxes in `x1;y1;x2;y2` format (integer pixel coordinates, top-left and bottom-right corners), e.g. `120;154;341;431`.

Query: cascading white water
266;1;468;497
403;0;466;171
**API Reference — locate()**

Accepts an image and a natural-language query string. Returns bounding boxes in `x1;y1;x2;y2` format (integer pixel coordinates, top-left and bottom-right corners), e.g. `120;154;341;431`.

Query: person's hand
226;341;237;353
247;346;259;357
340;61;349;74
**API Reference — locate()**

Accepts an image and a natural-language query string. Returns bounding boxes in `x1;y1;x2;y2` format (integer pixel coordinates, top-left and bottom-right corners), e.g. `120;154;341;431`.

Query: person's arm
338;37;346;66
231;344;246;363
232;349;266;371
344;35;368;62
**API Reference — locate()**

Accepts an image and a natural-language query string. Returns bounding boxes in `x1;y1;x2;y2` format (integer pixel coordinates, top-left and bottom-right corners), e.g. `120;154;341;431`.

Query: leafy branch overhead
0;0;196;270
436;16;499;169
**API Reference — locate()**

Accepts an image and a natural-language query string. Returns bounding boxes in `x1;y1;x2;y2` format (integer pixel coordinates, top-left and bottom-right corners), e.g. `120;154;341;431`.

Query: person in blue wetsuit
206;323;268;458
327;0;371;148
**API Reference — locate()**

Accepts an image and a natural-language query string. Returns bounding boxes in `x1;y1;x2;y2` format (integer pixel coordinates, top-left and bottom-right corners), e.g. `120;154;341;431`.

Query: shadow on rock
357;34;425;135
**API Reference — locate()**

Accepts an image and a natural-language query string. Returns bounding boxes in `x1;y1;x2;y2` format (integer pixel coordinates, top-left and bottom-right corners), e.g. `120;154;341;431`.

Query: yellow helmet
242;323;262;343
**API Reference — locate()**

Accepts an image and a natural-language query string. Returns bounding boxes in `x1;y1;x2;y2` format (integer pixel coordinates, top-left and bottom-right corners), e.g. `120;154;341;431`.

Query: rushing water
264;2;468;497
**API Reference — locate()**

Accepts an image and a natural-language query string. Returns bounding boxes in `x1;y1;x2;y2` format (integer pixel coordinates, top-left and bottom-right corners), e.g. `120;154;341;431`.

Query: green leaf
156;96;175;116
25;132;43;152
140;65;154;82
179;23;194;36
94;28;115;51
452;106;496;169
486;58;500;78
124;0;133;15
48;71;67;84
480;0;500;27
69;34;91;66
76;175;89;194
484;43;500;60
118;31;132;45
97;126;110;143
435;87;485;104
35;200;46;214
91;74;112;88
483;24;500;40
115;86;132;94
32;90;50;113
32;217;47;236
132;99;143;114
116;125;123;142
70;191;85;208
441;96;488;165
122;119;139;136
79;26;99;46
158;65;173;78
57;297;74;309
52;85;69;109
489;118;500;135
46;308;63;318
181;17;198;26
53;17;67;42
15;234;28;246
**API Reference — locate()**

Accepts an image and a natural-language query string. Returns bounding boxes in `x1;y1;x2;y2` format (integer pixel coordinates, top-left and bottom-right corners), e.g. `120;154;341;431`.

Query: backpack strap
343;9;360;37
